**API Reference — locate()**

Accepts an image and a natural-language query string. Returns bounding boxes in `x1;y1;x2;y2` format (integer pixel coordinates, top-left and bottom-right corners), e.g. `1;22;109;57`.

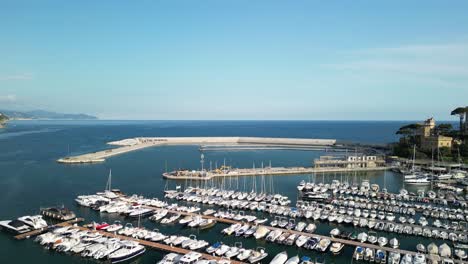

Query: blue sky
1;1;468;120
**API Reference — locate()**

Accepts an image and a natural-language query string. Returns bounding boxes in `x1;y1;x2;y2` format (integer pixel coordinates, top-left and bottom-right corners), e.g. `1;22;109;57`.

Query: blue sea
0;120;426;263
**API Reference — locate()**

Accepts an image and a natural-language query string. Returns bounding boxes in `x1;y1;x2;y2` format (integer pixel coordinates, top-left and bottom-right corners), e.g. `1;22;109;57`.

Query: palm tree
451;106;468;132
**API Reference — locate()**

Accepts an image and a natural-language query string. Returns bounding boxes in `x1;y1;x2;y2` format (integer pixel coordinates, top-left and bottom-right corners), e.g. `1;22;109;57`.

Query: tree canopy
451;106;468;115
396;123;421;135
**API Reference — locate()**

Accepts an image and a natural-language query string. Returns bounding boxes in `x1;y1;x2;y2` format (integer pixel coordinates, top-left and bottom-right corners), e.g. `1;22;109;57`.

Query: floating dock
57;137;337;164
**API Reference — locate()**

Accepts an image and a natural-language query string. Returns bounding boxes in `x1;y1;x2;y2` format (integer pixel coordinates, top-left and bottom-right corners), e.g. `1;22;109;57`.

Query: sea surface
0;120;434;263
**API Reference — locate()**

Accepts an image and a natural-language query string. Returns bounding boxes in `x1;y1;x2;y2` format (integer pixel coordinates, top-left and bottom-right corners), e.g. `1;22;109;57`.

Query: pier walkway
57;137;337;164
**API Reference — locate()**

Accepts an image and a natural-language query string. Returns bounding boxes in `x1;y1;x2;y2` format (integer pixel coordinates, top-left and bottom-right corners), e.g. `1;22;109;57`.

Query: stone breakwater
57;136;337;164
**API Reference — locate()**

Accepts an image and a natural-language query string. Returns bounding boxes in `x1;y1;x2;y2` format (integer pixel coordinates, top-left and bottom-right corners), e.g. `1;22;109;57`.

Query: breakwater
57;137;337;164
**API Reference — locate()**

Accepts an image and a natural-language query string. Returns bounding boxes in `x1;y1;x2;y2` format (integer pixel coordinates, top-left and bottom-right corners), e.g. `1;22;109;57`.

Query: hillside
0;110;97;120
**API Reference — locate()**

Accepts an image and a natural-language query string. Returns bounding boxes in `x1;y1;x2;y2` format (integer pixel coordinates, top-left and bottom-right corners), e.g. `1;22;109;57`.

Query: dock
57;137;337;164
162;166;391;180
62;223;246;264
14;218;84;240
140;205;465;262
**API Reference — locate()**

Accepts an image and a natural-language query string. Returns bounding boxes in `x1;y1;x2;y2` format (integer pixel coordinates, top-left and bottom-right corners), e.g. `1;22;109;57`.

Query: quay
162;166;391;180
57;137;337;164
141;204;467;263
14;217;84;240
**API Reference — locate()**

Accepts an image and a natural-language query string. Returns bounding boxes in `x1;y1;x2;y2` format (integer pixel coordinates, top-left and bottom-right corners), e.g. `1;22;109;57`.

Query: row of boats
157;251;324;264
165;190;468;243
166;187;292;206
298;181;468;207
149;209;217;229
221;223;344;256
33;225;145;263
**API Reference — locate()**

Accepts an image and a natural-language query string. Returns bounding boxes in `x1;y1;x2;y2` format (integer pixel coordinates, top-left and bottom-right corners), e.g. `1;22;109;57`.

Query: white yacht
179;252;202;264
270;251;288;264
248;247;268;263
108;241;146;263
18;215;48;229
158;253;182;264
0;219;31;234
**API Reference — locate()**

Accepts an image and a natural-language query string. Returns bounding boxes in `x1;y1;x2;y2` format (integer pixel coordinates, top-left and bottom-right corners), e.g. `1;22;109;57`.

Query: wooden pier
14;218;84;240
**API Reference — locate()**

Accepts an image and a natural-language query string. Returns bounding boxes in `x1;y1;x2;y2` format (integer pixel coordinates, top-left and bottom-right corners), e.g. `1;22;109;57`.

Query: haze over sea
0;120;451;263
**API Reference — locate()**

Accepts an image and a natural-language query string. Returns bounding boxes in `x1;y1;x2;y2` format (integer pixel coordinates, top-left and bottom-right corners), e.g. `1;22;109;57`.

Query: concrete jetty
57;137;337;164
163;166;391;180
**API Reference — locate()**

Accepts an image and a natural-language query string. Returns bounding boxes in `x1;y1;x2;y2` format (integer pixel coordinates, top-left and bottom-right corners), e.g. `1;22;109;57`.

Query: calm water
0;120;430;263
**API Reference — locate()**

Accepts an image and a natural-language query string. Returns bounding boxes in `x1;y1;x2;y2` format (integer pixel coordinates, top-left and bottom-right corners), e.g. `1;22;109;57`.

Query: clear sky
1;1;468;120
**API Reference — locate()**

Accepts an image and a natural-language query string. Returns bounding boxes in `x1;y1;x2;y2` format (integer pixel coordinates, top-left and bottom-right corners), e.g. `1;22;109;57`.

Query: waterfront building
313;155;386;169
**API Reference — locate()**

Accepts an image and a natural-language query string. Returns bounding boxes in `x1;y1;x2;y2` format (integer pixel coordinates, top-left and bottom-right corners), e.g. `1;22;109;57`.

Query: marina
2;120;468;264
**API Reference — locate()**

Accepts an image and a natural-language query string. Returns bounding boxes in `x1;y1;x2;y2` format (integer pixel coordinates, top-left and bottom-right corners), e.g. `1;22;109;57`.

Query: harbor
2;120;468;264
3;165;468;264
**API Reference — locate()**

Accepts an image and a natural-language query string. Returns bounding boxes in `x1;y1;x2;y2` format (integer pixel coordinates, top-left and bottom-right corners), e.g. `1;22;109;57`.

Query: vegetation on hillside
392;106;468;163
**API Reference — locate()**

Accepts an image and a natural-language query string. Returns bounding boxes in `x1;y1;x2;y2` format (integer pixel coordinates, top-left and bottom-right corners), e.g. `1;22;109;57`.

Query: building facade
417;118;453;151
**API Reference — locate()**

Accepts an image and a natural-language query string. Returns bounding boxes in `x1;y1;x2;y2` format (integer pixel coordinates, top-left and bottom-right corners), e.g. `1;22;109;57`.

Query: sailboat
103;169;119;199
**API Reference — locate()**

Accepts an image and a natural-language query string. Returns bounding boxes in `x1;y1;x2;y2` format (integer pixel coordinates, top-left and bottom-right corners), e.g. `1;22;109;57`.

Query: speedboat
269;251;288;264
378;237;388;247
179;252;202;264
157;253;182;264
248;247;268;263
215;245;230;256
388;252;401;264
237;249;252;261
330;242;344;255
225;245;241;259
206;242;222;254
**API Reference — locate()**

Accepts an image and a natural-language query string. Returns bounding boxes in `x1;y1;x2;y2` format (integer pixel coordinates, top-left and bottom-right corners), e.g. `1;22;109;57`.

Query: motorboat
108;241;146;263
329;242;344;255
157;253;182;264
378;237;388;247
284;255;300;264
248;247;268;263
269;251;288;264
237;249;252;261
389;238;399;248
206;242;222;254
225;244;242;259
388;252;401;264
215;245;230;256
179;252;203;264
295;235;308;248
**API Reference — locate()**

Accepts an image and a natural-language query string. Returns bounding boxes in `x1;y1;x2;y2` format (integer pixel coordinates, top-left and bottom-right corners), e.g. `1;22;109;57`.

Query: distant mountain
0;109;97;120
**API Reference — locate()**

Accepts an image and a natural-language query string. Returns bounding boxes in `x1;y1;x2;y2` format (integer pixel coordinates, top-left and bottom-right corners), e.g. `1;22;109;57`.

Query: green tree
451;106;468;132
434;123;453;136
